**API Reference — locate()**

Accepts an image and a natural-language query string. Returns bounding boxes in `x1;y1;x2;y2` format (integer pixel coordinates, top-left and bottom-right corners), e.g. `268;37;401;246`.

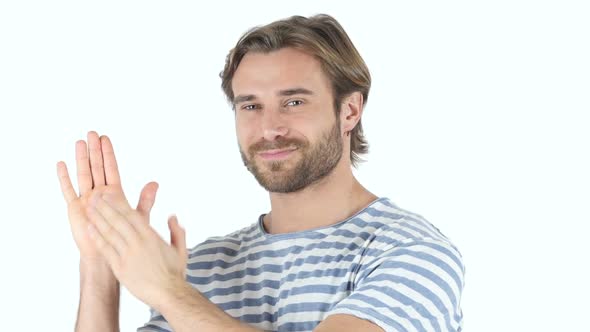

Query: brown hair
220;14;371;168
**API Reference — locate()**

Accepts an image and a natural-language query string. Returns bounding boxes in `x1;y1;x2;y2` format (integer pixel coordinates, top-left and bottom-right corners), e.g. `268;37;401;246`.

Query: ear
339;91;364;135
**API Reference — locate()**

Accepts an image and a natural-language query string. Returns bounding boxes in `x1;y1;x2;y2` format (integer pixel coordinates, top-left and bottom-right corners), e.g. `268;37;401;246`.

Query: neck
263;159;378;235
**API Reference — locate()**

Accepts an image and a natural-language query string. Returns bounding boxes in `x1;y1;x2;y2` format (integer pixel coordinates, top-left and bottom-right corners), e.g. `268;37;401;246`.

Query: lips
258;147;298;160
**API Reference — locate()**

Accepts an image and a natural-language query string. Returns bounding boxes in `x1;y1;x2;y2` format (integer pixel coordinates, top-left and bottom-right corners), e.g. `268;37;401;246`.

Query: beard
239;119;343;193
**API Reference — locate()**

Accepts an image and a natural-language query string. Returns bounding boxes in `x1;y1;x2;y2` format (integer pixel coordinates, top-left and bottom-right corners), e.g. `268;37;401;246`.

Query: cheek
235;119;255;147
298;119;326;137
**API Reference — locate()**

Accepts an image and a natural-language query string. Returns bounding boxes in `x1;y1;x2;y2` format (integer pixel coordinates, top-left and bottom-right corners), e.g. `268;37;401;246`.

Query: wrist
154;277;191;314
79;258;118;286
155;280;243;331
77;258;120;332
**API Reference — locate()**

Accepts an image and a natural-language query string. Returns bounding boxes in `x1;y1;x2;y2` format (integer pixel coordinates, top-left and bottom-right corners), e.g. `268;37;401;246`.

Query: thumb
168;214;187;259
136;181;159;216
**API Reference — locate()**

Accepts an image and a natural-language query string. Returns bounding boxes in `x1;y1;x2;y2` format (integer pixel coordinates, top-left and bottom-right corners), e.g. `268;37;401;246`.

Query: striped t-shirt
138;197;464;332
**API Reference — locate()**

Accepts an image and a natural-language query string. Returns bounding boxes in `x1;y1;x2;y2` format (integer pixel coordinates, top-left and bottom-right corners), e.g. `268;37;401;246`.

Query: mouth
257;147;298;160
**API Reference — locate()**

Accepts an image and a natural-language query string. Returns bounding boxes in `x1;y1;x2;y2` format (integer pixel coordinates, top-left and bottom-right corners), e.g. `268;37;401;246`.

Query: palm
68;186;128;259
57;132;157;262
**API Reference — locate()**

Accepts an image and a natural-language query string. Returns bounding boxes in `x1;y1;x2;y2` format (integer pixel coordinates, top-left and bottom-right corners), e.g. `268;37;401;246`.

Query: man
57;14;464;332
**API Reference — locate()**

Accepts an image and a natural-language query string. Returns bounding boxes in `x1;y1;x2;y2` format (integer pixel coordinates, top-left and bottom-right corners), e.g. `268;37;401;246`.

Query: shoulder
356;198;464;278
361;198;459;248
343;199;465;329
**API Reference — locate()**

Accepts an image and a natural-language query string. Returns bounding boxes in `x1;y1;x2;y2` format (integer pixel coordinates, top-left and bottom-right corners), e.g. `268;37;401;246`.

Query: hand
56;131;159;262
85;190;188;307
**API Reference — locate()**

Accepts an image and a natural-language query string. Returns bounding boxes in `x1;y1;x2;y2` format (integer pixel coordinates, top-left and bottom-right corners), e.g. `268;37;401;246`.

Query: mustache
248;137;307;154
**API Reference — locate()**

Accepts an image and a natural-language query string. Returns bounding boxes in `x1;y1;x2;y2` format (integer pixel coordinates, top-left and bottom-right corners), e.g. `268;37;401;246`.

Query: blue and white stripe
138;197;464;332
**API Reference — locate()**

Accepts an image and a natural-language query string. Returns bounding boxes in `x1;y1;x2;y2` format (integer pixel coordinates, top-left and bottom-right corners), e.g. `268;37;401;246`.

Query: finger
87;224;121;271
101;193;150;236
75;140;92;195
136;182;159;218
100;135;121;185
99;191;132;213
168;215;187;258
86;201;130;255
87;131;106;187
56;161;77;204
91;193;141;245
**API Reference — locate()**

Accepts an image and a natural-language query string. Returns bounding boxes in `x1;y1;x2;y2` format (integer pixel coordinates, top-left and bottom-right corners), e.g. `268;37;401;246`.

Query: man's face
232;47;344;193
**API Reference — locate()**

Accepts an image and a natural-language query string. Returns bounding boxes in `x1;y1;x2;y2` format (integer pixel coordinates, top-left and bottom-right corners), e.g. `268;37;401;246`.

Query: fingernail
170;214;182;227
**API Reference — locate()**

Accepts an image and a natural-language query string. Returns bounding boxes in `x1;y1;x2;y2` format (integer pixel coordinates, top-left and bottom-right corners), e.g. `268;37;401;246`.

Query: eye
242;104;259;111
286;100;303;107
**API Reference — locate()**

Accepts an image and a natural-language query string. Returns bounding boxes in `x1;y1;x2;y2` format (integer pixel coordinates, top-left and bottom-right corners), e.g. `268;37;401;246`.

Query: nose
261;109;288;141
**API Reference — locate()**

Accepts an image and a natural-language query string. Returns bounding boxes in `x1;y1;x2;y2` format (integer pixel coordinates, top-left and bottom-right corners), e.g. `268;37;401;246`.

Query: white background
1;1;588;331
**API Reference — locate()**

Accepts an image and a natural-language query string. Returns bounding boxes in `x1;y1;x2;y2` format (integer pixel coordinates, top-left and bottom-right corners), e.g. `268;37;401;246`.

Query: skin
56;132;161;262
56;131;164;332
233;47;378;235
58;47;384;332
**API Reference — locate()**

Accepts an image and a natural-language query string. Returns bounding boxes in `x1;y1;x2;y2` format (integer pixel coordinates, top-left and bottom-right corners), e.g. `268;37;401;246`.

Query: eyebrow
233;87;314;105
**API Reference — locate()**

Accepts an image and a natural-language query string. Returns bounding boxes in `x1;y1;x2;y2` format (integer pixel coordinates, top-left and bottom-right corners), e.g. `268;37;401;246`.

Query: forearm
76;259;120;332
157;281;263;332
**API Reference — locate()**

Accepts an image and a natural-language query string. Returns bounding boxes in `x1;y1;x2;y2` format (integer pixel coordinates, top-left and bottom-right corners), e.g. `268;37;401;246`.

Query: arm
57;131;158;332
84;191;263;332
156;280;262;332
76;259;120;332
151;280;384;332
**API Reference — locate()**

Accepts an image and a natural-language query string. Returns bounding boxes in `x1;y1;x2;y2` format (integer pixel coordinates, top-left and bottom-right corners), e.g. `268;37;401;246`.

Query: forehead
231;47;331;97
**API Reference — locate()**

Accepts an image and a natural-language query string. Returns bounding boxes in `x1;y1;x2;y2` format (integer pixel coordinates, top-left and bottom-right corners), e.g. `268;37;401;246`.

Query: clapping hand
57;131;187;308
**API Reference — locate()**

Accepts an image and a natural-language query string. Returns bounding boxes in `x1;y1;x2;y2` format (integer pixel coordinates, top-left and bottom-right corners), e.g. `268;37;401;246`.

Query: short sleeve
324;239;465;332
136;306;172;332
